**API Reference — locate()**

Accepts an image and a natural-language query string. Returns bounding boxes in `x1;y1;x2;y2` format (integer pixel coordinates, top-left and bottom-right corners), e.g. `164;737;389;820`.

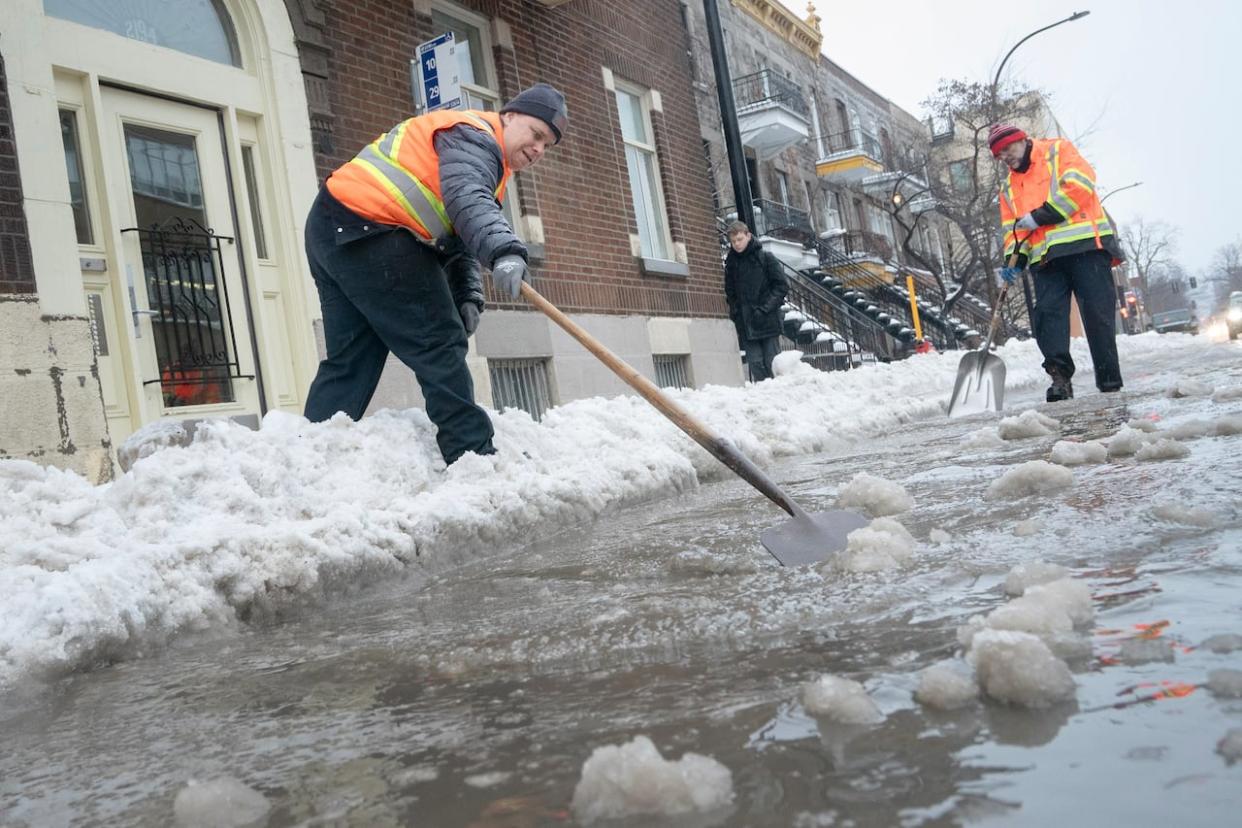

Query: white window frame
612;78;675;263
431;2;536;243
430;2;500;111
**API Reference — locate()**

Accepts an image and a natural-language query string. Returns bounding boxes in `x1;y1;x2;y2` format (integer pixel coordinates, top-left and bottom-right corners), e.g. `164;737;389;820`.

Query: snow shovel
519;282;869;567
946;248;1025;417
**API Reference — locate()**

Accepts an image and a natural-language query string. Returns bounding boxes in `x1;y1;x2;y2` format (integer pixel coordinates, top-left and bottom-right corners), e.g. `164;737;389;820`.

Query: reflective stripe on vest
1000;138;1111;266
333;110;507;242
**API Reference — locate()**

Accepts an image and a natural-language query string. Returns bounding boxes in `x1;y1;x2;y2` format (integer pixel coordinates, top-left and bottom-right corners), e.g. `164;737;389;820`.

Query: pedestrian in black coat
724;221;788;382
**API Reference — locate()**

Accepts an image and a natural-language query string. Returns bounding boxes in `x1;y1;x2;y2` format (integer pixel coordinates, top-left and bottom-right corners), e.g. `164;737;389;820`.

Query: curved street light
989;11;1091;117
1101;180;1143;204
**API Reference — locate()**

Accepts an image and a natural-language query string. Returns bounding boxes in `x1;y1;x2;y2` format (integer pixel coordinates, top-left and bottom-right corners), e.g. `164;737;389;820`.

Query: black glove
491;254;529;300
459;302;481;336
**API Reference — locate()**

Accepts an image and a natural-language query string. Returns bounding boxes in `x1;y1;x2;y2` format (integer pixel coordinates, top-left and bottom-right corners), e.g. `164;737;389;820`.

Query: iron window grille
488;357;553;422
653;354;691;389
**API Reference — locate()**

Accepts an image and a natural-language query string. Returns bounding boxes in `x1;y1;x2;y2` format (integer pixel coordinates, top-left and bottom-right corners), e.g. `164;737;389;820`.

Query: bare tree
1210;238;1242;308
1118;217;1177;304
901;79;1043;323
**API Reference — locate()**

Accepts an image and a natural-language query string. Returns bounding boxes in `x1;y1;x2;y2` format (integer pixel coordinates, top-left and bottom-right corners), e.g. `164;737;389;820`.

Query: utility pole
702;0;754;231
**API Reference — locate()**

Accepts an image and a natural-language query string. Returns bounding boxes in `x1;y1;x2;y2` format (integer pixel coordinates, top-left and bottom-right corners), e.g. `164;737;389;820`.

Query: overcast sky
811;0;1236;276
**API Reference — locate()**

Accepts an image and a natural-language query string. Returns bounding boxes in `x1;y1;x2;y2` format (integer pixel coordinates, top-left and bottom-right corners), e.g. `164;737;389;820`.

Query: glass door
101;87;260;420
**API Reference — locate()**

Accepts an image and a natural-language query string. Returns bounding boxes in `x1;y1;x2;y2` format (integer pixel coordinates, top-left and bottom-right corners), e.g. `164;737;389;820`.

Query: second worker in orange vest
303;84;567;464
991;123;1125;402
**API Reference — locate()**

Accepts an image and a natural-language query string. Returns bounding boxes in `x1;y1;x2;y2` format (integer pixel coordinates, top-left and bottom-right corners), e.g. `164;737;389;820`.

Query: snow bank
1135;438;1191;461
1125;418;1160;433
1212;386;1242;403
997;409;1059;440
1025;578;1094;627
173;777;269;828
986;461;1073;499
1003;562;1068;596
1048;440;1107;466
928;528;951;544
570;735;733;823
801;674;885;723
914;661;977;710
836;472;914;516
1169;379;1214;398
772;350;814;377
970;629;1076;707
830;518;915;573
0;330;1210;686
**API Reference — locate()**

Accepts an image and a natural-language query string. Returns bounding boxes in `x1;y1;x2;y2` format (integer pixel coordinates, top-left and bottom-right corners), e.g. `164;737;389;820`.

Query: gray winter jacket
432;124;527;309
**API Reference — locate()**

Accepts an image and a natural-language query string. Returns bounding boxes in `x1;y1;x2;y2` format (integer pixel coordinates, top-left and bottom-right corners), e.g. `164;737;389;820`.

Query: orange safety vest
326;109;511;242
998;138;1114;267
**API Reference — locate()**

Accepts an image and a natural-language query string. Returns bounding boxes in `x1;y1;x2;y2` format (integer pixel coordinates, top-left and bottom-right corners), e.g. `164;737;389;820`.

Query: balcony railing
823;128;882;159
719;198;813;243
733;69;809;117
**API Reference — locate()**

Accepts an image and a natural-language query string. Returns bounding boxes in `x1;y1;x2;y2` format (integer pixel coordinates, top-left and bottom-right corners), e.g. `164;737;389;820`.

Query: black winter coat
433;123;528;310
724;238;788;340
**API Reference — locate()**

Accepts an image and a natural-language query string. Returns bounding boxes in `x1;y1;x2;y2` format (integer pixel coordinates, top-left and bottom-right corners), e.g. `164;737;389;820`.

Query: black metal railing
823;128;882;159
732;68;809;117
121;217;252;407
718;199;813;244
717;218;903;367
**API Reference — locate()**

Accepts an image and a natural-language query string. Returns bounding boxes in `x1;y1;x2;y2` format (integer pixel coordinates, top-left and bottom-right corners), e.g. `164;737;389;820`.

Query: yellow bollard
905;274;924;341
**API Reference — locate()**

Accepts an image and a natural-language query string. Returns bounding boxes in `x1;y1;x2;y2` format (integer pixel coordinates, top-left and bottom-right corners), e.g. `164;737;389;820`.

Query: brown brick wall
0;50;36;295
297;0;727;319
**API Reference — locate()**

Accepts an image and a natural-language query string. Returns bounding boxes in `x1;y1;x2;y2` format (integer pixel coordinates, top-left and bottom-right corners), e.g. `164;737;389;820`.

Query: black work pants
742;336;780;382
303;188;495;464
1032;251;1123;390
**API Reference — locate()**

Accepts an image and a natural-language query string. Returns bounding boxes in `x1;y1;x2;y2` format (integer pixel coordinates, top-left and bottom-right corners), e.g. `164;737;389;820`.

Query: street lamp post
988;11;1091;329
703;0;755;232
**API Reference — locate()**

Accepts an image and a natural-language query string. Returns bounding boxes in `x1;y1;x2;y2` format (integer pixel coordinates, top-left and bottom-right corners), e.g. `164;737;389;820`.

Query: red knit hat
988;123;1027;156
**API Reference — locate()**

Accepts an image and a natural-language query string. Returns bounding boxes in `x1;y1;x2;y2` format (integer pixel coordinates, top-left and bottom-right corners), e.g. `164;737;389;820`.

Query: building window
431;5;498;110
58;108;93;245
615;82;672;260
45;0;242;67
489;357;553;421
834;99;851;143
949;159;973;195
240;145;268;259
431;4;527;238
653;354;692;389
776;170;790;206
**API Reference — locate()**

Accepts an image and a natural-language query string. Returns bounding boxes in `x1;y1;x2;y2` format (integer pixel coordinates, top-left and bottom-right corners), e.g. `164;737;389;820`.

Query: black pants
303;188;495;464
742;336;780;382
1032;251;1123;390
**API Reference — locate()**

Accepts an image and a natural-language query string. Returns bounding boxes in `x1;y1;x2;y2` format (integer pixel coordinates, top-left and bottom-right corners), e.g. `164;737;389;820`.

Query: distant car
1227;291;1242;340
1151;308;1199;335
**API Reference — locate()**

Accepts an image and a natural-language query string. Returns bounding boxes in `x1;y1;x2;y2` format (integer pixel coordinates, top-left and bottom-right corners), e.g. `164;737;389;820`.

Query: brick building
0;0;740;481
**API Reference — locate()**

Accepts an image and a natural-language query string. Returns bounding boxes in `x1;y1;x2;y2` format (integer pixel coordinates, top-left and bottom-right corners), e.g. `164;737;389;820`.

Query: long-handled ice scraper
519;281;868;567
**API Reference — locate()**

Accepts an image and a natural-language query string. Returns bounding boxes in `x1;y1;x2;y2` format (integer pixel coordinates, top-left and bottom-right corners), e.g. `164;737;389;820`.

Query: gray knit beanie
499;83;568;144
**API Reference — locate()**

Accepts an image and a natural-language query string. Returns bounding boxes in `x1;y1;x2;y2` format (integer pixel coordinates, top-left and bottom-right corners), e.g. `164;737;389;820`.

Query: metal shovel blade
759;509;872;567
948;350;1007;418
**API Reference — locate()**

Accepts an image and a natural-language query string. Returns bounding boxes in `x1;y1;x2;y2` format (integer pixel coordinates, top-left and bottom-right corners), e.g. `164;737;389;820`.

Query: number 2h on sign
415;32;462;112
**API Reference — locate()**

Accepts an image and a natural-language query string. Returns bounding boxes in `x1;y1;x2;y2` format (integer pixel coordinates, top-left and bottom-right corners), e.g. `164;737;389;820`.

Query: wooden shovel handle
519;281;804;518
